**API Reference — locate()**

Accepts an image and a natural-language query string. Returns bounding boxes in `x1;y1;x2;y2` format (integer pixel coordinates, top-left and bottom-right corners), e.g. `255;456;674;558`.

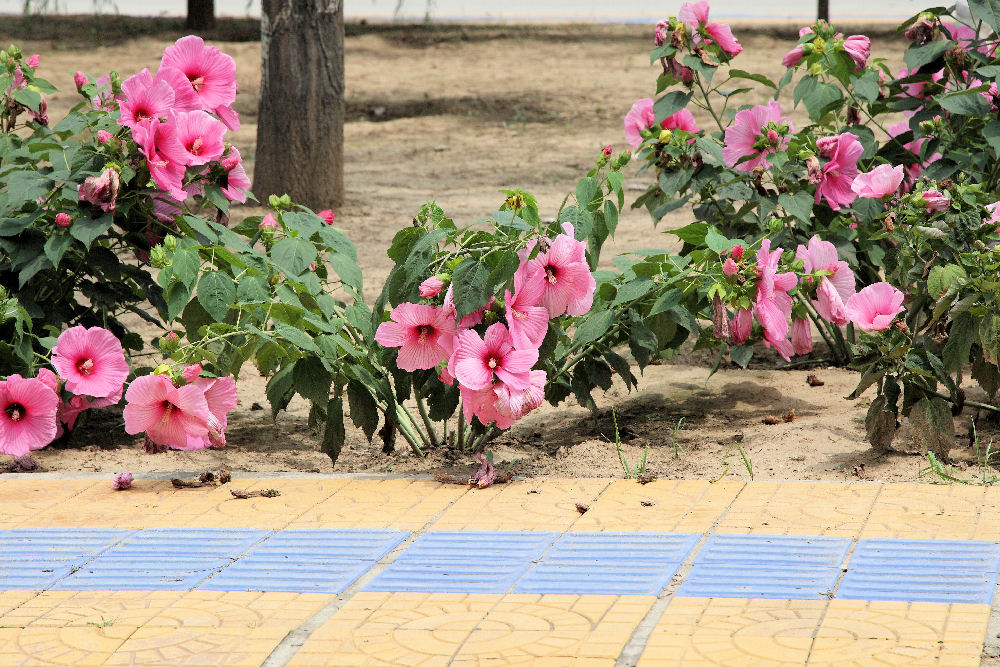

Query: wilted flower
112;472;133;490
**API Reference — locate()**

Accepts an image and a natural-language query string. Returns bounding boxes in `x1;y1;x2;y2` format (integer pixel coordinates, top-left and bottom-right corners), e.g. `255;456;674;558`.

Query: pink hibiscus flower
495;369;546;423
722;101;793;172
525;227;596;318
753;240;797;360
452;323;538;391
460;383;513;429
123;374;211;449
214;104;241;131
624;99;698;148
851;164;904;199
505;265;550;350
117;69;176;129
731;307;752;344
846;282;905;331
219;147;251;203
132;118;188;201
171;110;226;166
419;277;444;299
782;27;814;67
0;375;59;456
888;121;942;185
814;132;864;211
795;235;856;327
922;189;950;213
841;34;871;71
791;317;813;355
183;375;238;449
986;202;1000;231
678;1;743;56
77;167;121;215
374;303;456;372
160;36;237;112
51;326;130;399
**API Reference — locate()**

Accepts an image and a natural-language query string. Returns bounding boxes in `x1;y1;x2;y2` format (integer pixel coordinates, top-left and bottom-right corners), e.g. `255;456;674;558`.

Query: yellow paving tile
289;592;499;666
158;477;351;528
714;481;880;537
570;480;742;533
0;591;183;629
638;597;826;666
429;479;610;531
452;594;655;664
808;599;989;665
289;478;469;530
105;591;330;666
0;479;99;529
861;483;985;540
0;623;134;666
0;592;36;619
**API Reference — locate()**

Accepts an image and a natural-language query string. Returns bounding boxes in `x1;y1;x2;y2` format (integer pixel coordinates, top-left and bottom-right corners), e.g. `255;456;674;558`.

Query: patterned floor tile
715;481;880;537
0;480;100;530
0;623;135;666
570;480;742;533
0;591;183;629
289;478;469;530
861;484;985;540
428;479;610;532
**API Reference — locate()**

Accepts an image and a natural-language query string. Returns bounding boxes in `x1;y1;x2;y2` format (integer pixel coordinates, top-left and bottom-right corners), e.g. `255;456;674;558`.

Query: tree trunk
817;0;829;21
254;0;344;210
186;0;216;30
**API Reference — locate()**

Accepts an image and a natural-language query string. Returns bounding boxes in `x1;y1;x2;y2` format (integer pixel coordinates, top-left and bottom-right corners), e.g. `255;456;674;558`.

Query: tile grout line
614;479;749;667
440;478;617;664
261;482;474;667
801;481;884;666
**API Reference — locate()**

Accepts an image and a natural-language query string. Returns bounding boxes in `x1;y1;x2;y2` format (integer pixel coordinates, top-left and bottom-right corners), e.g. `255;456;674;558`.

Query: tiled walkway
0;476;998;665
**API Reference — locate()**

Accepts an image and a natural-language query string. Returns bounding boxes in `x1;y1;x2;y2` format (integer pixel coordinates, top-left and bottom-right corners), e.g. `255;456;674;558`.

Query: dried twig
230;488;281;499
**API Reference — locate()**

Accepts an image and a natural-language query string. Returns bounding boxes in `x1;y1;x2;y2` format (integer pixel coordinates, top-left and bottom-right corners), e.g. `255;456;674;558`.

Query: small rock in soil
8;455;40;472
640;500;655;507
250;402;264;411
806;374;825;387
636;473;657;484
762;415;781;425
782;409;797;422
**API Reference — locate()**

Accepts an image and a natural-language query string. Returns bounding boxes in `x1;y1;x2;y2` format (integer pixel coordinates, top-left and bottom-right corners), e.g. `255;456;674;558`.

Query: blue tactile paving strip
0;529;134;590
838;539;1000;605
677;534;852;600
54;528;273;591
364;531;559;593
200;529;409;593
515;532;700;595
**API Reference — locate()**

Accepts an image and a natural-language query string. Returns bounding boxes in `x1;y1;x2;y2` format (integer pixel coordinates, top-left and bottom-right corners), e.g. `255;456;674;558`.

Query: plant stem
415;393;439;447
932;391;1000;414
395;404;430;453
469;425;500;452
456;405;467;452
695;76;725;133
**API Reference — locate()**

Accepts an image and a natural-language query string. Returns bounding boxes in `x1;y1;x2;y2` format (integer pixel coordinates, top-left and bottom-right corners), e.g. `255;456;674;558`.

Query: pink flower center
5;403;25;422
416;324;434;344
512;308;527;320
487;356;499;369
187;74;205;92
544;265;558;284
134;108;151;121
188;137;204;156
76;358;95;376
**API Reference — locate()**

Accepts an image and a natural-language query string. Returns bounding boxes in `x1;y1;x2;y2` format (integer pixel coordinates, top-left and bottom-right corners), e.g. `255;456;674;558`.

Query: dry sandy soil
3;19;996;483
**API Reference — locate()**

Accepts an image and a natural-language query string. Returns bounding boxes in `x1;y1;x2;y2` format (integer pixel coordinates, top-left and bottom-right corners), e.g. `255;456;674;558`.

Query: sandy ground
5;22;995;482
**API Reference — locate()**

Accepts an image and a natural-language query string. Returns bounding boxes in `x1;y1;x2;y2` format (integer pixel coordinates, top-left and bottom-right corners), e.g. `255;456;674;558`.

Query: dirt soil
4;20;995;483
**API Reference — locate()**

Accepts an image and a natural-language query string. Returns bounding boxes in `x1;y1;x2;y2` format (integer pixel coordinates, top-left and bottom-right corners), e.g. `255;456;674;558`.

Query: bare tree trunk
254;0;344;210
186;0;216;30
817;0;829;21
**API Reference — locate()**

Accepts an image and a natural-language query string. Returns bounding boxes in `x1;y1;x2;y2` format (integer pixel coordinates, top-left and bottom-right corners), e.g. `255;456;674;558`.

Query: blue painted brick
0;529;131;590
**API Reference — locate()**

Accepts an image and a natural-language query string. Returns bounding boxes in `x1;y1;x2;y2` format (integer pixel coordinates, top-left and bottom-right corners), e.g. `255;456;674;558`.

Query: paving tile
0;592;37;620
54;528;271;590
715;481;880;537
861;483;985;540
0;529;133;589
0;623;135;666
289;478;469;530
514;532;699;595
200;528;408;592
365;531;557;593
809;600;989;665
429;479;610;532
0;591;183;629
839;539;1000;604
638;597;826;666
569;480;742;533
289;592;499;666
0;479;99;530
677;534;850;599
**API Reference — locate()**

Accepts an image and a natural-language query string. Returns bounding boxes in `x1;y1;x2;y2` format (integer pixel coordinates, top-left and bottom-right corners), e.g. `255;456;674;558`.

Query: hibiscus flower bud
722;257;739;277
602;145;613;157
74;71;88;89
26;54;39;68
96;130;113;143
55;212;71;227
729;245;744;261
149;244;169;268
419;277;445;299
658;129;673;143
317;209;335;225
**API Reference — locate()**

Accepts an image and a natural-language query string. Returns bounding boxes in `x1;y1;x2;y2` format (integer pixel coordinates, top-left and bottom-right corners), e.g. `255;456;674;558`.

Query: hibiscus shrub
620;1;1000;454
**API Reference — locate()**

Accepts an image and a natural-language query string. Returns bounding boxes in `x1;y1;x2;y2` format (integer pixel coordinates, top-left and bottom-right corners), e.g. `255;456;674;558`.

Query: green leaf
648;289;682;317
972;352;1000;398
927;264;967;299
197;271;236;322
13;88;41;112
981;313;1000;366
328;253;363;292
903;40;951;70
346;380;379;443
43;233;74;268
728;69;776;88
670;222;708;245
69;214;113;249
451;259;490;320
937;90;991;116
852;69;880;102
942;313;976;373
730;345;753;368
612;277;654;306
321;396;346;464
274;323;320;353
984;120;1000;153
653;91;692;124
171;248;201;290
292;355;333;405
603;200;619;238
865;394;898;453
703;227;732;254
968;0;1000;34
778;191;814;223
629;322;659;368
575;177;599;209
573;309;613;348
271;236;318;277
165;280;191;322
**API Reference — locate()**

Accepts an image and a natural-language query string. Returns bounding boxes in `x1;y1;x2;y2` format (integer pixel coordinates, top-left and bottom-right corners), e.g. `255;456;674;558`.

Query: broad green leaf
865;394;898;453
984;120;1000;153
942;312;975;372
292;356;333;405
271;236;317;277
669;222;708;245
927;264;967;299
197;271;236;321
937;90;991;116
43;234;74;268
703;227;732;254
908;395;955;459
968;0;1000;34
903;40;950;70
171;248;201;290
653;91;692;124
573;309;613;347
779;190;814;223
575;176;599;209
981;314;1000;365
452;259;490;320
728;69;776;89
68;214;112;249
